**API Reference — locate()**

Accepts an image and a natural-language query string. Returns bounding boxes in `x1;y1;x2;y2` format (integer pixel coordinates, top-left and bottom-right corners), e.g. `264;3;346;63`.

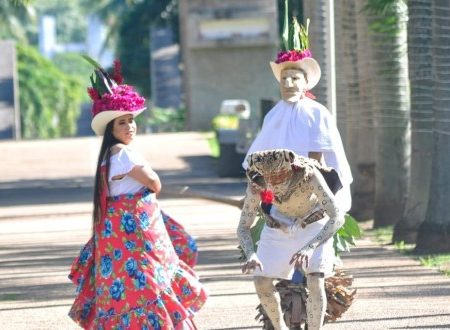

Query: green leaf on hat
281;0;289;51
280;0;311;52
82;54;117;97
292;17;301;50
81;54;102;69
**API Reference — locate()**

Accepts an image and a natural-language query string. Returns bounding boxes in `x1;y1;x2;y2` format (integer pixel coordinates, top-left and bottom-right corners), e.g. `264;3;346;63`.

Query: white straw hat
270;57;321;90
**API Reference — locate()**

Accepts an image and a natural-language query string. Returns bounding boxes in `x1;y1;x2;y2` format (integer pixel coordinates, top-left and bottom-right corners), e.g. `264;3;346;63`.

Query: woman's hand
242;255;263;274
290;246;314;270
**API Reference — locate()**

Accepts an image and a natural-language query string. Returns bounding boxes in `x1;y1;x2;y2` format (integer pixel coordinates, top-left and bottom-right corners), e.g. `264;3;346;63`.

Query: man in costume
236;11;353;330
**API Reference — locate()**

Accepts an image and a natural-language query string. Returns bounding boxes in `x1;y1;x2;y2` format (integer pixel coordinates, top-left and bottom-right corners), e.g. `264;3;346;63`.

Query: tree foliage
116;0;178;98
0;0;35;42
17;44;84;139
27;0;88;44
277;0;303;49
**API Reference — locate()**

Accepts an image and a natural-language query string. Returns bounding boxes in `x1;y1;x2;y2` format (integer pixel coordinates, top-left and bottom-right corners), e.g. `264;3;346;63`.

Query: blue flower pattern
124;240;136;251
144;240;152;252
139;211;150;230
113;249;122;260
121;313;130;327
109;278;125;301
147;312;161;330
125;257;138;277
69;191;204;329
100;255;113;278
78;244;92;266
121;213;136;234
133;270;147;290
103;219;112;238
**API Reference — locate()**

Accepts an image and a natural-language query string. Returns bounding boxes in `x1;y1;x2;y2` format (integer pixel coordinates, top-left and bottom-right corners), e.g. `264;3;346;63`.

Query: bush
143;107;186;132
17;44;84;138
116;0;178;98
211;114;239;130
51;52;92;102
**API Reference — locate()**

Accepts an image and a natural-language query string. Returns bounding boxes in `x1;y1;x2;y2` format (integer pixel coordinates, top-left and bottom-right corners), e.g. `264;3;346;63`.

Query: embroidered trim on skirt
68;190;207;329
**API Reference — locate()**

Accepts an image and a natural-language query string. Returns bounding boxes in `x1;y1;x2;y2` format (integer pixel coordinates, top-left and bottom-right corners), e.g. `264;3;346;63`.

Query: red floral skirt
68;190;207;329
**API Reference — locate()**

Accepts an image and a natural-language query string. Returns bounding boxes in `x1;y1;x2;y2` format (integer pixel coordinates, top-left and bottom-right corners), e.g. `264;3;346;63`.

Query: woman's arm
110;144;162;194
128;165;162;194
237;183;262;273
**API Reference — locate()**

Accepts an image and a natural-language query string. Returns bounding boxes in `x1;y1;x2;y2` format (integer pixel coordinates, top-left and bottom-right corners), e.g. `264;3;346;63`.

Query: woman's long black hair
92;120;121;227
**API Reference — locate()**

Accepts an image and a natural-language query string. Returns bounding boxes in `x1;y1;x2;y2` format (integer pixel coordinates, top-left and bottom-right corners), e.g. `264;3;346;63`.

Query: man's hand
242;256;263;274
290;247;314;270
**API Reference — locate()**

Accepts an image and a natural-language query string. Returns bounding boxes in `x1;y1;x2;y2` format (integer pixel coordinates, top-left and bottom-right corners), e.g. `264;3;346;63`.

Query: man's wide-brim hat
270;57;321;90
91;107;146;136
272;2;321;91
84;56;147;136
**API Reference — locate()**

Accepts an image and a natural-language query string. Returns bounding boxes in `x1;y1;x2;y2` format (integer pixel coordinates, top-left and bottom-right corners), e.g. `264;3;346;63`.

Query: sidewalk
1;133;450;329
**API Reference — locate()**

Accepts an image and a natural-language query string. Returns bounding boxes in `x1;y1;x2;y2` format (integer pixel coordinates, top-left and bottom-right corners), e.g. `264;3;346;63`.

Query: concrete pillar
0;40;20;140
150;26;182;109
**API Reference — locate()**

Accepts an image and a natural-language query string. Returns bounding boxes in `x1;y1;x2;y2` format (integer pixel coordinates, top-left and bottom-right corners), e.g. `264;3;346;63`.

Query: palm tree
305;1;378;220
415;0;450;253
334;0;347;137
0;0;34;41
349;0;377;220
364;0;410;228
302;0;329;105
393;0;433;243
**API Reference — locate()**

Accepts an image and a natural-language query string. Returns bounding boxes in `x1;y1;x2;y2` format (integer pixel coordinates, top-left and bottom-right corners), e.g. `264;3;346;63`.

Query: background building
179;0;280;130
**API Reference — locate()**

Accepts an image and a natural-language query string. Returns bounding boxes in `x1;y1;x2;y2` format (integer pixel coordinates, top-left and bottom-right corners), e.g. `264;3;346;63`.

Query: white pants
254;217;334;280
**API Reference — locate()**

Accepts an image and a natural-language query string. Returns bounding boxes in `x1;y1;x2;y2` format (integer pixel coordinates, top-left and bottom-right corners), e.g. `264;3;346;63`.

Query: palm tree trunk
345;0;376;220
302;0;329;105
415;0;450;253
393;0;433;243
338;0;375;220
366;1;411;228
334;0;348;138
306;0;377;220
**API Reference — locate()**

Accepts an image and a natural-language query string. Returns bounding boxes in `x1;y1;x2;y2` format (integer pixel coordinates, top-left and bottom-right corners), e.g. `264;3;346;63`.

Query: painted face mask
279;69;308;103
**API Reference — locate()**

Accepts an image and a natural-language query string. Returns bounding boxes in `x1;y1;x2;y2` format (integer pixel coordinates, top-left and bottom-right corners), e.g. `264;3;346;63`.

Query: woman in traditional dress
68;59;207;329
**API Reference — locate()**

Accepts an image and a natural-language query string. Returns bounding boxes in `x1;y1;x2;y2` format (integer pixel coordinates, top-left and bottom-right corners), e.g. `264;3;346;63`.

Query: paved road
1;133;450;329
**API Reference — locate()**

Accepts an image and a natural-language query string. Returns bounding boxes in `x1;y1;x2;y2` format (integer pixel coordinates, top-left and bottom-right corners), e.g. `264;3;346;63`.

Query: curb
0;186;244;220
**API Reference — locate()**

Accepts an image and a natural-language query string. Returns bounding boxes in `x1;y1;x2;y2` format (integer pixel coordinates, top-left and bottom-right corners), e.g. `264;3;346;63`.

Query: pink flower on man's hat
270;2;321;90
275;49;312;64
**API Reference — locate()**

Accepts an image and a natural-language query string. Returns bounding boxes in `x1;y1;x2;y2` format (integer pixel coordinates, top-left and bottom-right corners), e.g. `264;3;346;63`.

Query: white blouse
107;148;148;196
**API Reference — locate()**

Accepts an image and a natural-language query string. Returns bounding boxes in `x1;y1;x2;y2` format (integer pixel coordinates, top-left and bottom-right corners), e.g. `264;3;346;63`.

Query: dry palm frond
325;270;357;322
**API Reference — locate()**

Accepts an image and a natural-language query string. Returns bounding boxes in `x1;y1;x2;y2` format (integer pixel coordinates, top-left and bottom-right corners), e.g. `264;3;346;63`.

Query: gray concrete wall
180;0;280;130
0;40;20;139
187;46;280;130
150;27;183;109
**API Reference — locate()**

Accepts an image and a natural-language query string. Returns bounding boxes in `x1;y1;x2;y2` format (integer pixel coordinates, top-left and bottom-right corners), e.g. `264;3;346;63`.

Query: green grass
368;224;450;277
0;293;19;301
202;131;220;158
419;255;450;276
368;225;393;244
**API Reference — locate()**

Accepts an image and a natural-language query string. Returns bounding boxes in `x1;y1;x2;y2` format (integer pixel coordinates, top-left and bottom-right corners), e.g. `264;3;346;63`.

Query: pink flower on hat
275;49;313;64
91;85;146;116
